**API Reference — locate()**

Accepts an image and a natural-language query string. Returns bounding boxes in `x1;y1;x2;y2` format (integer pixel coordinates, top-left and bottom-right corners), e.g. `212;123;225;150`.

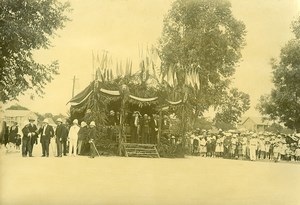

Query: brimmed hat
81;121;87;127
57;118;63;123
43;118;49;123
90;121;96;127
28;117;35;122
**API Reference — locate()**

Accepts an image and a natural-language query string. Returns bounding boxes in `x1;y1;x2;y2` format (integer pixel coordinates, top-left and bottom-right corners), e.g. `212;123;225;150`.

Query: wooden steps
122;143;160;158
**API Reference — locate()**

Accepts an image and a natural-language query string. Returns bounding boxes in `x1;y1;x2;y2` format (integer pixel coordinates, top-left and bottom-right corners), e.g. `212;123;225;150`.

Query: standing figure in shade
149;114;159;144
55;118;69;157
68;119;80;156
141;114;150;144
223;134;231;159
249;134;258;161
8;121;18;151
39;119;54;157
88;121;97;158
0;119;7;146
21;117;38;157
77;121;88;155
107;110;117;141
131;111;140;143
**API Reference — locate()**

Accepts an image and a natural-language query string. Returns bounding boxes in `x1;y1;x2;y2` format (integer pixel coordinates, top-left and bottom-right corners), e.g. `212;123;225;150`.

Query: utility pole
72;75;76;97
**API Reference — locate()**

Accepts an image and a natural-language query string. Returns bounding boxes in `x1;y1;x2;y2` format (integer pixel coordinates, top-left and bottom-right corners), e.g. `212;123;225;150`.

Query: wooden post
157;108;163;145
118;98;125;156
72;75;76;97
118;85;128;156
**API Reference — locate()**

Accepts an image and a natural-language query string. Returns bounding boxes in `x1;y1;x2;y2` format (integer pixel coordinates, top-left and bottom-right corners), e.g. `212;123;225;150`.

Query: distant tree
265;123;294;135
214;120;235;131
193;117;213;130
0;0;71;102
257;16;300;132
6;104;29;110
44;113;54;119
214;88;250;125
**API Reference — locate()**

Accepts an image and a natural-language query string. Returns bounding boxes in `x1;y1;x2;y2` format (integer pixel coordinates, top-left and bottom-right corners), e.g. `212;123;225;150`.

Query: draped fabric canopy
68;81;182;107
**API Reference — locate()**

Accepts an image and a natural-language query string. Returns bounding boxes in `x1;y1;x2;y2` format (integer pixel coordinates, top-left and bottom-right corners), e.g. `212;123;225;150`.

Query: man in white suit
68;119;80;156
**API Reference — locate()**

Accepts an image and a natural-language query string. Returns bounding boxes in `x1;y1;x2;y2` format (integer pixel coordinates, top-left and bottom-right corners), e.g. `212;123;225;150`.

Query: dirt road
1;145;299;205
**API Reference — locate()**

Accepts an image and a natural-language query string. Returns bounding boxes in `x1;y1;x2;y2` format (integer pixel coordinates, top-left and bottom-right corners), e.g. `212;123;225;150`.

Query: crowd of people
0;117;98;158
2;112;300;164
187;129;300;163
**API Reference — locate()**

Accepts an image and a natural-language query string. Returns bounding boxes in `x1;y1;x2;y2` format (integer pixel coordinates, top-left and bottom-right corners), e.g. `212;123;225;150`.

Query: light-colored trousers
69;138;78;156
249;146;257;161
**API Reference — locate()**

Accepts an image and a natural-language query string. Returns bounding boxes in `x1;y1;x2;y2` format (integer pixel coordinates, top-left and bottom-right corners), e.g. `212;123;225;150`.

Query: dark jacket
89;127;97;141
22;123;38;143
78;126;89;142
39;125;54;142
55;124;69;142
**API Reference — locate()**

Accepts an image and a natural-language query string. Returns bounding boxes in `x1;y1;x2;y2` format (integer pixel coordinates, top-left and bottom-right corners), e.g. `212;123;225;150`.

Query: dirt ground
1;143;300;205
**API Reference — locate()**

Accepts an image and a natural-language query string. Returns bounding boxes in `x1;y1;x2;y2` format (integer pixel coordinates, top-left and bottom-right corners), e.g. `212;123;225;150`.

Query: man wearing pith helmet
88;121;97;158
68;119;80;157
77;121;88;155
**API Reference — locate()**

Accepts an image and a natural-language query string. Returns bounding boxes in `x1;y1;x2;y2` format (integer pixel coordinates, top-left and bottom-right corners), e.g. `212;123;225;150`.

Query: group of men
189;129;300;162
106;110;168;144
19;117;98;158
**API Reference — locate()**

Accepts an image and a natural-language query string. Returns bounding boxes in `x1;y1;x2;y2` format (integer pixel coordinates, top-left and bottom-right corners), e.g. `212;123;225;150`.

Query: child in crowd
15;134;21;151
295;146;300;161
265;139;271;160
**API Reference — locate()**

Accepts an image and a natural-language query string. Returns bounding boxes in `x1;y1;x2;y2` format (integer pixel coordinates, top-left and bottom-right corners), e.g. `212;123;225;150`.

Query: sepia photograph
1;0;300;204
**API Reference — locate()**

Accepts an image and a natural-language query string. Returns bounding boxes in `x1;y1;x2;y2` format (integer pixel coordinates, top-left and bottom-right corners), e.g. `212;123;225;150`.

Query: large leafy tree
257;16;300;132
158;0;247;128
0;0;71;102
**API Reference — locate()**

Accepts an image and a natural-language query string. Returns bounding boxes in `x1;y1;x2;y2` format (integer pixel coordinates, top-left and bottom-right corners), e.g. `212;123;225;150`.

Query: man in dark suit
131;111;141;143
55;118;69;157
39;118;54;157
22;117;38;157
149;114;159;144
107;110;117;142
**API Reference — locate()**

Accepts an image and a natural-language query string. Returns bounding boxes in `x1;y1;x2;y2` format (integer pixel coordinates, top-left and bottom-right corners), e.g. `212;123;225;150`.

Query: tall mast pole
72;75;76;97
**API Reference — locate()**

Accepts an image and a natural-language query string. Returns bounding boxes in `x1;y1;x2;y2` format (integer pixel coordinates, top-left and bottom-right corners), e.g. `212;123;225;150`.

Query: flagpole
72;75;76;97
92;50;95;81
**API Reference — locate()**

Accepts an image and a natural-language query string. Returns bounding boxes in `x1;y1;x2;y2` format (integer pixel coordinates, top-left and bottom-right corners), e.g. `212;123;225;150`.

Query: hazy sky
4;0;300;117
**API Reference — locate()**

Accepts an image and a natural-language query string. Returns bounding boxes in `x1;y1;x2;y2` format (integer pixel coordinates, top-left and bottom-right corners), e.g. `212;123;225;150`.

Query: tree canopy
257;16;300;132
158;0;248;125
214;88;250;125
0;0;71;102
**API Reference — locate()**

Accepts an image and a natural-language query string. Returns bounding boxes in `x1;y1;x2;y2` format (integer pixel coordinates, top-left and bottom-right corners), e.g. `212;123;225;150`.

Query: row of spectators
186;129;300;162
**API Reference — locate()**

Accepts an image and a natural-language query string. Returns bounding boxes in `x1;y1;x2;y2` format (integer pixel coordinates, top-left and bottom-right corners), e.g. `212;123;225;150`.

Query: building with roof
238;117;271;132
4;108;38;129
